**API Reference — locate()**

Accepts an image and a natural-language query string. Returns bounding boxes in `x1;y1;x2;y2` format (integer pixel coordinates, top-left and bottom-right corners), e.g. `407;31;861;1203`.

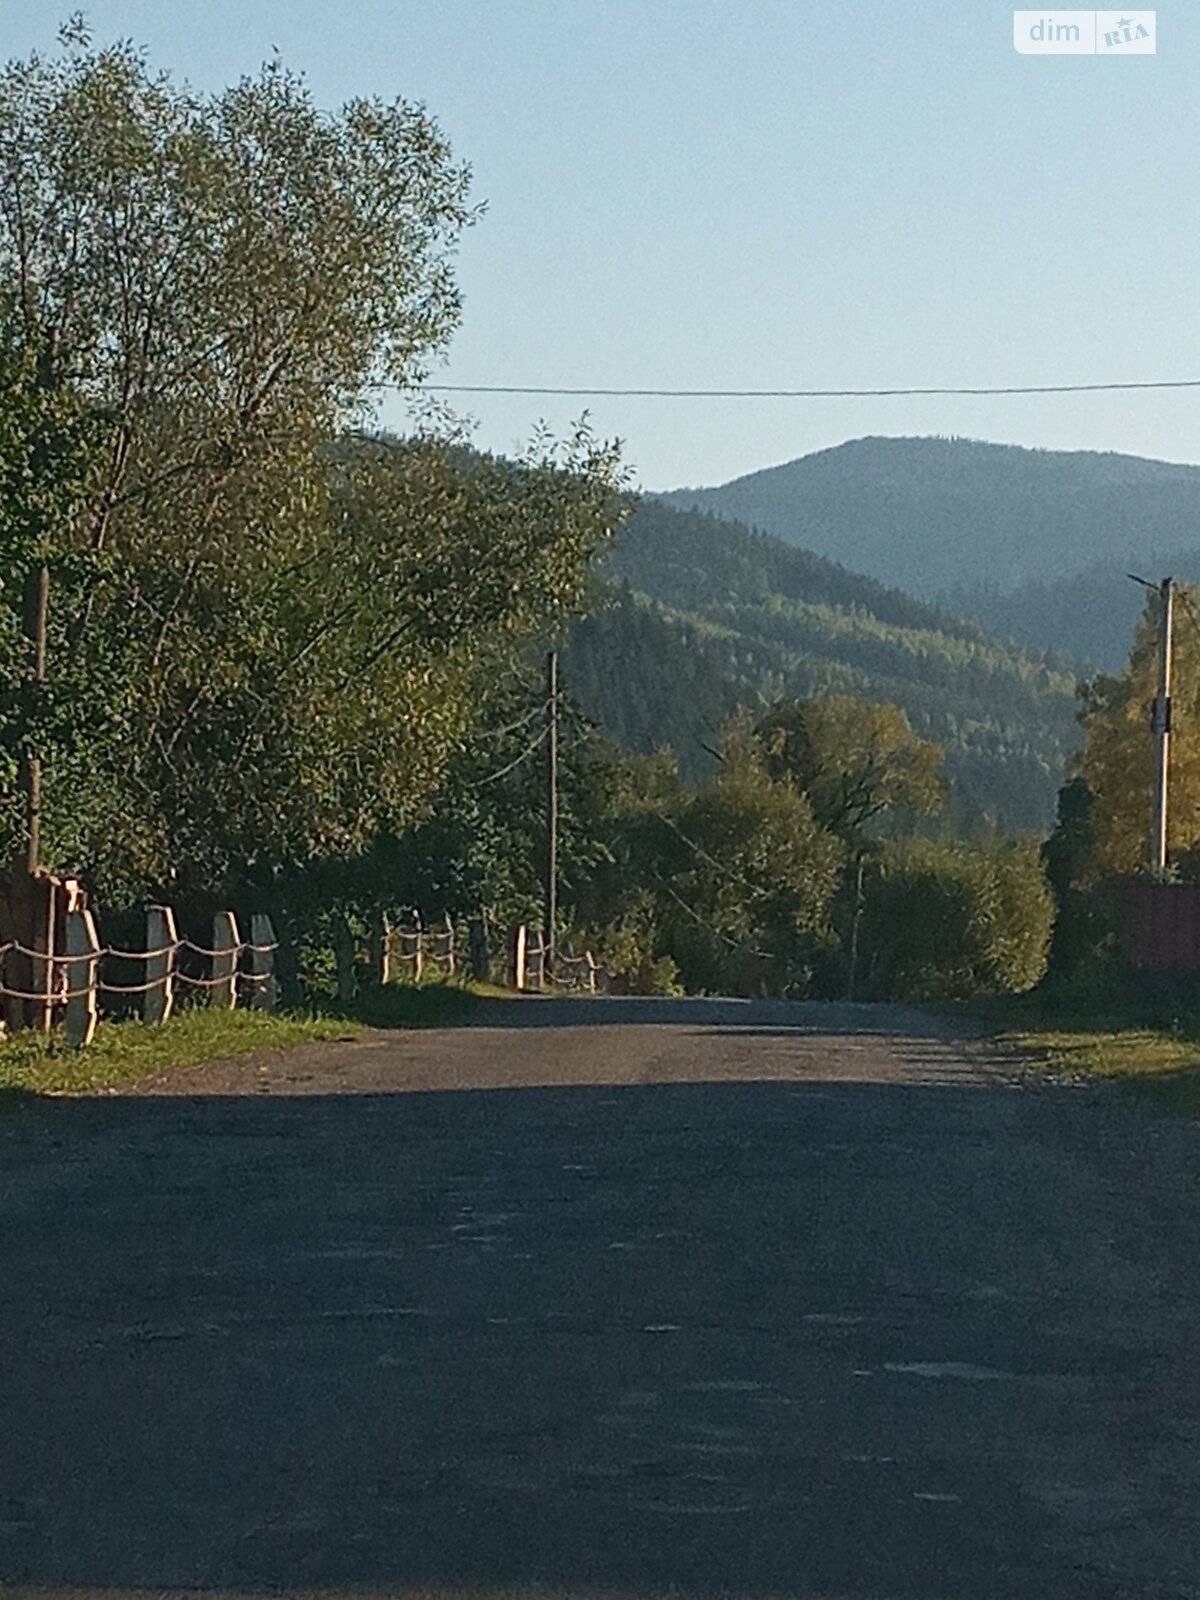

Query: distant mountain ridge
663;436;1200;659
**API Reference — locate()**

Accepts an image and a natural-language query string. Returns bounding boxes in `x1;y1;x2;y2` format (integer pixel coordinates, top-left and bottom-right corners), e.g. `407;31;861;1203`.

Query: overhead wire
402;376;1200;400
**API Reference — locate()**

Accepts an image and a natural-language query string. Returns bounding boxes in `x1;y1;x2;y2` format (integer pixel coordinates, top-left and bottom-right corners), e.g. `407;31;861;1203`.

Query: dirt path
2;997;1198;1598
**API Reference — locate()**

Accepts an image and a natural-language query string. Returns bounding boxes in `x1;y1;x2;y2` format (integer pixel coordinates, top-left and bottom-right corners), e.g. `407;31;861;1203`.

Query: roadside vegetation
0;975;515;1099
0;22;1197;1065
0;1006;360;1097
954;982;1200;1115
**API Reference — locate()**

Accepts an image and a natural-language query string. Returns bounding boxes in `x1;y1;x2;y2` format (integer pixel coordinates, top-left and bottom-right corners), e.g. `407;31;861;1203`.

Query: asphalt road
2;996;1199;1600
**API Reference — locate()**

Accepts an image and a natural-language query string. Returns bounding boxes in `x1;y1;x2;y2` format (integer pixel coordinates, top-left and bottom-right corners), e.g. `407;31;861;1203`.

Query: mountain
663;437;1200;659
564;499;1083;830
948;549;1200;671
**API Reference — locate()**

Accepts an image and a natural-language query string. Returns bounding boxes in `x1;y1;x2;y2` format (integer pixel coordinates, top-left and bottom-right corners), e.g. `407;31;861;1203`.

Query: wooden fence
0;896;277;1048
328;911;611;999
1;884;611;1045
509;925;610;993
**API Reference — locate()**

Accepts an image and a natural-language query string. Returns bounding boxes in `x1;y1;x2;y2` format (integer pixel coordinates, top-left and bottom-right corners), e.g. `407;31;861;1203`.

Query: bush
861;837;1052;1001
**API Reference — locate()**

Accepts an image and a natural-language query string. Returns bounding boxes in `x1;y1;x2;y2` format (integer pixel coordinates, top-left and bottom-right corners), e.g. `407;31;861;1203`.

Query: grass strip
0;1007;362;1098
327;976;513;1030
955;991;1200;1114
0;977;516;1102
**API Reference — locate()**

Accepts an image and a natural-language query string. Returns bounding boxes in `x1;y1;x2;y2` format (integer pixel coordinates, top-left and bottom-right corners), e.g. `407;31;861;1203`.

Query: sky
1;1;1196;488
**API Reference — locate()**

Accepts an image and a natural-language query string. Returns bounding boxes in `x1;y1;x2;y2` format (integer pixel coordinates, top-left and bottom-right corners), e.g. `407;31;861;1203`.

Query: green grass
0;975;517;1103
956;990;1200;1114
328;975;513;1030
0;1005;361;1098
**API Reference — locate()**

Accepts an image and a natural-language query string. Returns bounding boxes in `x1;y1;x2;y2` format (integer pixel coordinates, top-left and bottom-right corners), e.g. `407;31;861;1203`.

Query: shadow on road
0;1073;1156;1600
449;995;958;1039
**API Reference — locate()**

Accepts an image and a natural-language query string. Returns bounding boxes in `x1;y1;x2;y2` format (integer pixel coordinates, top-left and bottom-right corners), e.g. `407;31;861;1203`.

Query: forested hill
663;436;1200;659
563;499;1083;830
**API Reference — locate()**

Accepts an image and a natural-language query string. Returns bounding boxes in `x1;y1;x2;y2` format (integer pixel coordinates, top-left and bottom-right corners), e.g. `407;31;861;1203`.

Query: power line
406;377;1200;400
472;724;549;786
470;701;548;741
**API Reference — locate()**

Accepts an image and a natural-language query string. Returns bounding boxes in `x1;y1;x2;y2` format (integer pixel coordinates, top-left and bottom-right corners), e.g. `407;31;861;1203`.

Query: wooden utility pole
1151;577;1174;875
545;648;558;974
846;858;866;1000
9;559;56;1032
21;560;49;873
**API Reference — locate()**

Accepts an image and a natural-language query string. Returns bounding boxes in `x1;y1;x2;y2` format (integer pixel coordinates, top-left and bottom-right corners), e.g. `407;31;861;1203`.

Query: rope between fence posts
0;981;70;1001
5;939;181;965
176;970;241;989
98;975;175;995
6;938;273;965
105;943;181;962
181;939;245;960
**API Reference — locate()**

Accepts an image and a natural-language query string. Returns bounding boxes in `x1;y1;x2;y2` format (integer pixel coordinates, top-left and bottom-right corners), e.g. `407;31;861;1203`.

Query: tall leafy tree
0;24;628;897
1079;583;1200;876
753;696;945;839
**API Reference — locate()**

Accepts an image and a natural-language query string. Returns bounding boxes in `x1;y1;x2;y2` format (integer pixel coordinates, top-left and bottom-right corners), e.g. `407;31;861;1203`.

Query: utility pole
846;857;865;1001
545;648;558;974
1151;577;1174;875
20;560;49;873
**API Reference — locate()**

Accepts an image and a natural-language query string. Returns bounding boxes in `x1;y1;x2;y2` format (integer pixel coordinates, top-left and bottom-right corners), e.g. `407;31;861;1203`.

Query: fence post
527;929;545;992
509;924;527;991
334;914;356;1003
433;912;454;977
0;871;58;1034
210;911;240;1009
144;905;177;1025
398;911;423;982
584;950;598;994
64;907;100;1049
247;914;278;1012
468;916;489;983
368;909;391;986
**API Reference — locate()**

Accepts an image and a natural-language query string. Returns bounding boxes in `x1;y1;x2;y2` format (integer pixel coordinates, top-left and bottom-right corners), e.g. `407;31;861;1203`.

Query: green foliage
1077;584;1200;879
753;696;944;839
650;717;844;996
859;837;1053;1001
0;322;132;864
0;30;628;901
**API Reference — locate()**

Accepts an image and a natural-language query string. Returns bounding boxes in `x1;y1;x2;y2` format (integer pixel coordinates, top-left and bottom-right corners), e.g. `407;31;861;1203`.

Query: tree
653;714;843;996
0;26;629;899
1079;583;1200;876
753;697;945;840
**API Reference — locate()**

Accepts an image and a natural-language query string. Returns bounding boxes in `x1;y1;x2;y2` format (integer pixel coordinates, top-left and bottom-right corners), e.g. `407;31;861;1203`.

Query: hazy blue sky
2;2;1195;487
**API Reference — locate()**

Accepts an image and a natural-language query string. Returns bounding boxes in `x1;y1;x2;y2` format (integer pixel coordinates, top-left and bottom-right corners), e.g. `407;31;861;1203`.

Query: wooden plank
210;912;240;1009
144;906;178;1025
248;914;278;1011
63;908;100;1049
368;910;391;986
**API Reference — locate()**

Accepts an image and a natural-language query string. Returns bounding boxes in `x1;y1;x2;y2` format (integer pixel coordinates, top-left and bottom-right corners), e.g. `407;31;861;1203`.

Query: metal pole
1152;577;1174;875
545;649;558;975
